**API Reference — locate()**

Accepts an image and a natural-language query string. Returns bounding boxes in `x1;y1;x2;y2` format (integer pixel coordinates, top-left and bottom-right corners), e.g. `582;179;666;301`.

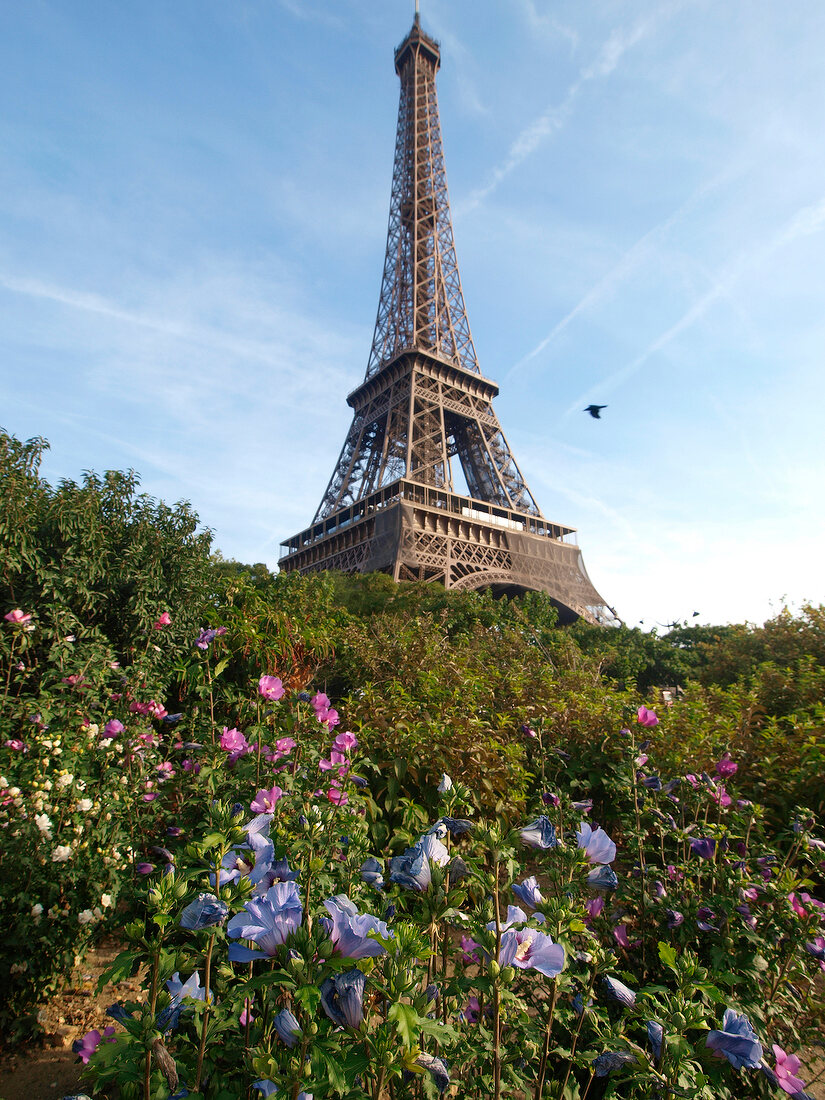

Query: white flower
57;773;73;788
9;786;21;798
0;776;8;788
43;779;53;791
52;844;73;862
34;813;52;837
100;893;113;909
437;773;453;793
76;798;93;812
31;903;43;919
53;746;62;756
47;905;59;920
78;909;94;925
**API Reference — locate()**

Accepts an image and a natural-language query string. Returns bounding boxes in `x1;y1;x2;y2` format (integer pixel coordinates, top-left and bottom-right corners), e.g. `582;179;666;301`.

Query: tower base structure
279;478;614;625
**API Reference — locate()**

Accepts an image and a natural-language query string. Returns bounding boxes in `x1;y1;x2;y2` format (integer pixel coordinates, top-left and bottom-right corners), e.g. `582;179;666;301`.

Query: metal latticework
368;19;477;377
280;17;615;625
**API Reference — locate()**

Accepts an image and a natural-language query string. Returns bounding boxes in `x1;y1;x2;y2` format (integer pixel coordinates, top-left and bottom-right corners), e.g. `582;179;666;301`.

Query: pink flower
319;750;348;773
788;892;808;918
136;862;154;874
333;731;359;753
72;1026;115;1064
102;719;124;739
772;1045;806;1094
712;784;732;808
585;896;605;920
4;609;32;624
274;736;297;755
153;612;172;629
311;692;340;729
327;787;348;806
4;739;26;751
220;727;248;753
240;999;255;1027
715;752;738;778
637;705;659;727
613;925;631;948
461;935;481;963
156;761;175;781
258;675;285;701
62;674;85;687
182;758;200;774
311;692;331;714
684;773;699;788
250;785;284;814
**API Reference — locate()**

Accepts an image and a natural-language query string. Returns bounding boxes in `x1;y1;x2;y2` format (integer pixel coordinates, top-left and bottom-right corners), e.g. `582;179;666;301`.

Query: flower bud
489;960;501;978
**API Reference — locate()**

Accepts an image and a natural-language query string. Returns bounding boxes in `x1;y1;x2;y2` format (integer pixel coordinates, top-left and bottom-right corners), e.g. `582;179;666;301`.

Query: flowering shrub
3;648;817;1098
2;437;824;1095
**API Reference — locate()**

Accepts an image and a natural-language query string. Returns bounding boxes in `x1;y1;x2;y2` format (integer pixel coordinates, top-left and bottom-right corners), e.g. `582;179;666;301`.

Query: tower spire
280;18;614;624
366;16;478;378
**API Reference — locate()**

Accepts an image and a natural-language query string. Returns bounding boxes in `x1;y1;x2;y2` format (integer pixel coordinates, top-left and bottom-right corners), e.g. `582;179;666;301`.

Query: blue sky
2;0;824;627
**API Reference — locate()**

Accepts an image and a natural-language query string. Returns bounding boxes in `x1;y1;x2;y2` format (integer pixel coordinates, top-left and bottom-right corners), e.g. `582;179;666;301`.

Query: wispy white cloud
567;192;825;414
457;2;686;215
506;160;746;380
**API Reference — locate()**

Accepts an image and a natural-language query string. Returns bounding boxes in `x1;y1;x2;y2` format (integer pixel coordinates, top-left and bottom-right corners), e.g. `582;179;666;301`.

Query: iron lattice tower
280;15;613;624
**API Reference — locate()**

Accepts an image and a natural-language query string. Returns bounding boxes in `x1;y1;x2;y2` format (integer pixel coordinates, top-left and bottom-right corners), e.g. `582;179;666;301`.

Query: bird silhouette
584;405;607;418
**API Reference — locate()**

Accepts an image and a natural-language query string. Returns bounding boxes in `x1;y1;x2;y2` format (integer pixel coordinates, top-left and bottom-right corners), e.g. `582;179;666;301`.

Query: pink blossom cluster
318;729;358;806
129;699;168;719
4;609;32;624
311;692;340;730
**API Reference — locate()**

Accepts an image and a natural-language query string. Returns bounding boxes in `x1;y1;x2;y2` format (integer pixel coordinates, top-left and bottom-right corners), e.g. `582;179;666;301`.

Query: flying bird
584;405;607;419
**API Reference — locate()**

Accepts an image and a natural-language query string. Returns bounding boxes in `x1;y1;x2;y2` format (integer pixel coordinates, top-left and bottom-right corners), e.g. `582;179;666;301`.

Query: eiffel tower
280;13;613;625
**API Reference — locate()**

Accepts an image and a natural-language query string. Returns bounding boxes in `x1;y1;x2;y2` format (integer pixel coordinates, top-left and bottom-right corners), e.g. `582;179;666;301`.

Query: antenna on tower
415;0;420;22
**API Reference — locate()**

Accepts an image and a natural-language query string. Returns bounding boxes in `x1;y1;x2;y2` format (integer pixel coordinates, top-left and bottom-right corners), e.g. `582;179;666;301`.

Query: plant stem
533;979;559;1099
194;932;217;1091
492;857;502;1100
556;970;595;1100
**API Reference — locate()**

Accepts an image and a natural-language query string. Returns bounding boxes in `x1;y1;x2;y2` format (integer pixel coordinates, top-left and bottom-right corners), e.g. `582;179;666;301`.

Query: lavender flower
576;822;616;864
647;1020;664;1061
706;1008;762;1069
323;895;391;958
415;1052;450;1093
690;838;716;860
273;1008;302;1048
180;893;229;931
360;856;384;889
593;1051;637;1077
603;976;636;1007
390;842;432;891
520;816;558;850
227;882;303;962
320;968;366;1029
499;927;565;978
512;876;544;909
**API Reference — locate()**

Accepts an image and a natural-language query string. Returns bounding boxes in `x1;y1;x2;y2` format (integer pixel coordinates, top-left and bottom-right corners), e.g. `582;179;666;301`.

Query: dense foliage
1;430;824;1099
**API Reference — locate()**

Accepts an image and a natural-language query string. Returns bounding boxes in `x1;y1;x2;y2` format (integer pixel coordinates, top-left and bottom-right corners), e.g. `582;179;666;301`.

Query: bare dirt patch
0;938;145;1100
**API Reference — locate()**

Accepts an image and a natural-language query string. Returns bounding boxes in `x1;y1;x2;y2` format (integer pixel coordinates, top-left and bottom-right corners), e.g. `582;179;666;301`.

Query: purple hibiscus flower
576;821;617;864
227;882;303;961
706;1008;762;1069
323;895;392;958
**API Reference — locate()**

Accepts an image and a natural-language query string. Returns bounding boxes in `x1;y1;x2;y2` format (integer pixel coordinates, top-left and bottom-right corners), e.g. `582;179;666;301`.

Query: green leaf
388;1002;421;1048
658;941;678;970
